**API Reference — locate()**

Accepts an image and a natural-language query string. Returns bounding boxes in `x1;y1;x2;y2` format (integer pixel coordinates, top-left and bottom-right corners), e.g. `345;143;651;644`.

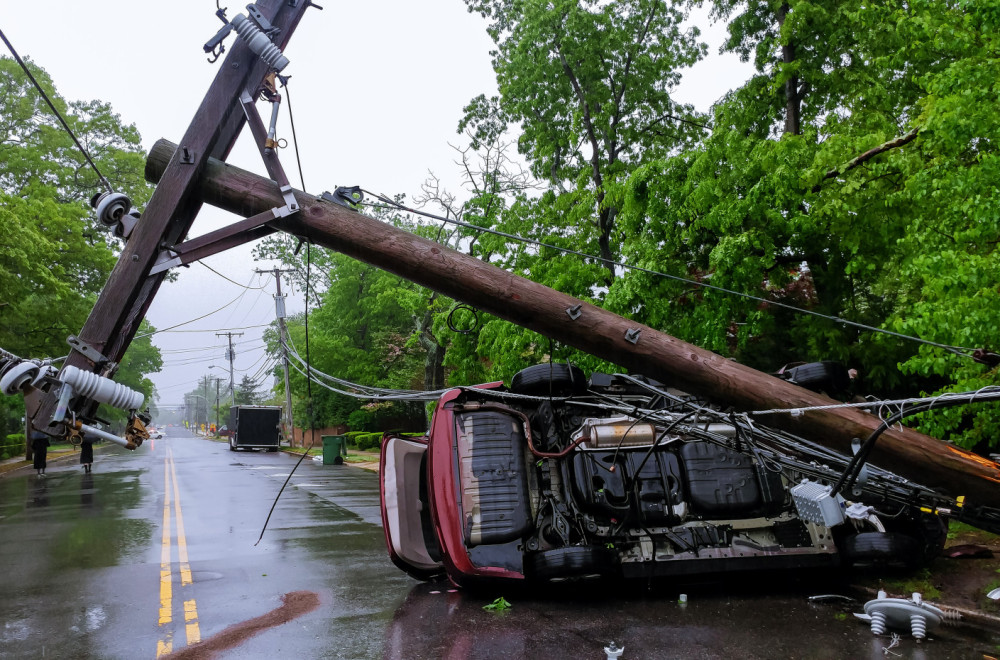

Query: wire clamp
321;186;364;208
66;336;114;370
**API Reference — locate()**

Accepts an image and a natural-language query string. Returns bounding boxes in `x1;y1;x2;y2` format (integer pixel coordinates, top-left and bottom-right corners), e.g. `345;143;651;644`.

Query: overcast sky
2;1;752;409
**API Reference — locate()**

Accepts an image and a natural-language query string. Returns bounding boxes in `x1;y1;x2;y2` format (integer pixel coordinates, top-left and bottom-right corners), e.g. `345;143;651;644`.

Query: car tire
841;532;921;567
885;511;948;567
525;546;616;581
510;363;587;397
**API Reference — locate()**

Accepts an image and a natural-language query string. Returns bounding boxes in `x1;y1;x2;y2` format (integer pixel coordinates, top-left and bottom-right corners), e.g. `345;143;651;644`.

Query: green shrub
2;433;24;459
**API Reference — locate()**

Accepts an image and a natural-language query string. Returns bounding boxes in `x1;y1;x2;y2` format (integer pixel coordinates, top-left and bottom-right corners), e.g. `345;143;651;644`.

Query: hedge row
1;434;24;461
343;431;425;452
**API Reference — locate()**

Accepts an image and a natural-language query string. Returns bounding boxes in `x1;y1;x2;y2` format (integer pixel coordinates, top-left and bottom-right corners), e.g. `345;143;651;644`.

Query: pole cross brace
148;205;294;275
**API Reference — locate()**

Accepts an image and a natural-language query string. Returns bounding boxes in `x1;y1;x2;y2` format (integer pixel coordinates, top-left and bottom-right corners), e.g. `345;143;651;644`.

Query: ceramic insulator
61;365;144;411
231;14;289;71
910;614;927;640
870;610;887;635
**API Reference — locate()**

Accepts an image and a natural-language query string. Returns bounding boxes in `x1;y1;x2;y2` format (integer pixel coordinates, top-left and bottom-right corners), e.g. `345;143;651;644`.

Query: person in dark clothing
30;431;49;477
80;439;94;473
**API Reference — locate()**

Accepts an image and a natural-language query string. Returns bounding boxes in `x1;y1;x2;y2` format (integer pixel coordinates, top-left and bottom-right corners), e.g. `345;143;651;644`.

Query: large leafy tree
615;1;1000;446
448;0;708;379
0;56;157;435
464;0;706;283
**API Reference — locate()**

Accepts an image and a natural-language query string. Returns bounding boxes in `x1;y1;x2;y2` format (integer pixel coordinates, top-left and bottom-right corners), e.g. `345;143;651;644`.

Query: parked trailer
229;405;282;452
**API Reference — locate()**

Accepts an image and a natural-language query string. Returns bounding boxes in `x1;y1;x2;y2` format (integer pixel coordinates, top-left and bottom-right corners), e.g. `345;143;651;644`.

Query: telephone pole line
257;267;296;445
216;331;243;406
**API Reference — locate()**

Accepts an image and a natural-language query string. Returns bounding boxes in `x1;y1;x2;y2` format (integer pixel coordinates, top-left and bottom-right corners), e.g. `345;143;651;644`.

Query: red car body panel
425;386;526;584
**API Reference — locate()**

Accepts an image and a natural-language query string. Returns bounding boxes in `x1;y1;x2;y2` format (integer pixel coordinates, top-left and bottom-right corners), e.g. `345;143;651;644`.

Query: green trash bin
322;435;346;465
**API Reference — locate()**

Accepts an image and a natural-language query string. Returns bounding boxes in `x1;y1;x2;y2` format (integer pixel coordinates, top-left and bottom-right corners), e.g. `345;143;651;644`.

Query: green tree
0;56;157;437
464;0;706;283
235;374;264;406
615;1;1000;447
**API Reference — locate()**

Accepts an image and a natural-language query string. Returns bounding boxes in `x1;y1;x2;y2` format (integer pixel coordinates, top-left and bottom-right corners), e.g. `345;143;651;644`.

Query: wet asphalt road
1;428;998;659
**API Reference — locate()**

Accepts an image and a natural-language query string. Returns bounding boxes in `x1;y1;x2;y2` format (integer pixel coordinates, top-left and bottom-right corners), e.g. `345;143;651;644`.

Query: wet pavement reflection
0;429;997;659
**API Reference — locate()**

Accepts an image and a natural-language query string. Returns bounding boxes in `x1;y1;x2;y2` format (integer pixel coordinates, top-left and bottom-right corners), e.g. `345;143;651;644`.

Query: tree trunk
777;4;801;136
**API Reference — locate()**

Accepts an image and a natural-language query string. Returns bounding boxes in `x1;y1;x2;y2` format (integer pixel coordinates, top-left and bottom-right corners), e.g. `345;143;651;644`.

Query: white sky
2;1;752;408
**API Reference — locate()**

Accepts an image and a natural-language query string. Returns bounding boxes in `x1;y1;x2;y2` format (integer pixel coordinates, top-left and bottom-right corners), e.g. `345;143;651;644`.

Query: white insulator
910;614;927;640
870;610;887;635
940;608;963;625
60;365;144;411
91;191;132;227
231;14;289;71
1;362;40;395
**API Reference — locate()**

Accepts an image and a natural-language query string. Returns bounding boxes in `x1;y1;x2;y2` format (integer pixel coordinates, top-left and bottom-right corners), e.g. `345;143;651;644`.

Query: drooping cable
200;262;268;290
0;28;113;194
256;79;315;547
361;191;976;358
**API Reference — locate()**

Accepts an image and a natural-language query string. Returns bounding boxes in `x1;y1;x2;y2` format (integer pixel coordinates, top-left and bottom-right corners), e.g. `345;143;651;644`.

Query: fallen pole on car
146;138;1000;510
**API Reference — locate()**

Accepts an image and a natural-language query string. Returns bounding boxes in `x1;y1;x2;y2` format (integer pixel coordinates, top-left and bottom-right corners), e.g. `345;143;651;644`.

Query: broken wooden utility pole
145;139;1000;509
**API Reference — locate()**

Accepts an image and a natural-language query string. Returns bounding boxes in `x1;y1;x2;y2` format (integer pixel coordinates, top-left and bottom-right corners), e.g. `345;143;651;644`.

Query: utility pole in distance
216;332;243;407
212;377;223;433
256;267;295;446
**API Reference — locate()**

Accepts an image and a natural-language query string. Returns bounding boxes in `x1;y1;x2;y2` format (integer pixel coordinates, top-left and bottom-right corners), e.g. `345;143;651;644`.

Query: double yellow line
157;447;201;657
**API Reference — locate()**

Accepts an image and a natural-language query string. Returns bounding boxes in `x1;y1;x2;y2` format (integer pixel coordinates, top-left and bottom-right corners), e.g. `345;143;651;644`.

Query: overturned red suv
379;364;947;586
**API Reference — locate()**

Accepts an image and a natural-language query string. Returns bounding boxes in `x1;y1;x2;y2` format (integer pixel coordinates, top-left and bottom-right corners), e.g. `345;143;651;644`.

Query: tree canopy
0;56;159;435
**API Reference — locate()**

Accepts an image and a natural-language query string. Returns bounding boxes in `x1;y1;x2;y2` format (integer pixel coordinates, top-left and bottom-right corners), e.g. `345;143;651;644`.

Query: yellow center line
157;450;173;657
169;452;201;644
156;447;202;655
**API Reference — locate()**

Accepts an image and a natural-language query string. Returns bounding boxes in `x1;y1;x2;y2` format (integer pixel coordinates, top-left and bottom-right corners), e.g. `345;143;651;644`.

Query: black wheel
510;364;587;397
841;532;920;567
229;442;235;452
525;546;616;581
885;510;948;567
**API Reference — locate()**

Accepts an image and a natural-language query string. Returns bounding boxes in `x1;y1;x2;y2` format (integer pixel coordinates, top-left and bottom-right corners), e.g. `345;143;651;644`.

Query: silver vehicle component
790;480;846;527
844;502;885;532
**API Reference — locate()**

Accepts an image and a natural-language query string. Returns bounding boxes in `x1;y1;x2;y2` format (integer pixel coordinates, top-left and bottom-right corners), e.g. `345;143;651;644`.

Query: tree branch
811;127;920;193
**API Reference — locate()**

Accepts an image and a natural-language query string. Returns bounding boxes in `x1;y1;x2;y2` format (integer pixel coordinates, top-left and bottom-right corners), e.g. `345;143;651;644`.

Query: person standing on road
30;431;49;477
80;438;93;473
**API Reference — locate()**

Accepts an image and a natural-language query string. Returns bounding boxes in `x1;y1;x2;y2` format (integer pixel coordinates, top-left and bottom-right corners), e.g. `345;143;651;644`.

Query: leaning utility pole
216;332;243;406
26;0;316;436
256;267;295;446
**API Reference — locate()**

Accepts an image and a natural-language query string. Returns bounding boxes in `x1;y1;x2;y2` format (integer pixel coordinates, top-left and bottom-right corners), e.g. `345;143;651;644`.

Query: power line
135;292;260;338
0;29;113;194
199;262;269;290
360;191;977;358
141;323;273;337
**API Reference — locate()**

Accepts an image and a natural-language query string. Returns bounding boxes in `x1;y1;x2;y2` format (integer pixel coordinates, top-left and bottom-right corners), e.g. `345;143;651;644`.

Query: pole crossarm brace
148;207;289;275
145;138;1000;509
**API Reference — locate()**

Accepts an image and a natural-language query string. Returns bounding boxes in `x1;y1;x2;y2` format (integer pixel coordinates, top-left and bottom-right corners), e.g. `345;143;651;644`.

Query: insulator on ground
910;614;927;640
870;610;887;635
